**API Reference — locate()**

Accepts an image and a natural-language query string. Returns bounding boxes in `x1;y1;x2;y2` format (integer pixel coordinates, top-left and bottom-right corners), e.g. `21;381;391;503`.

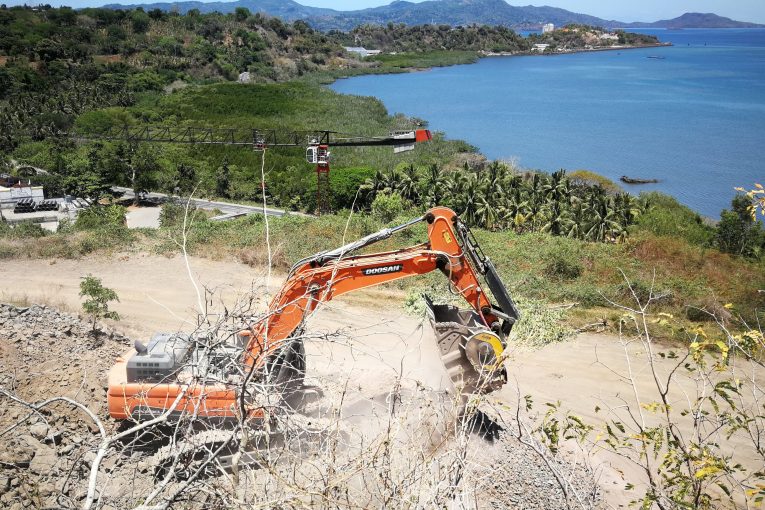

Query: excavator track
143;429;242;479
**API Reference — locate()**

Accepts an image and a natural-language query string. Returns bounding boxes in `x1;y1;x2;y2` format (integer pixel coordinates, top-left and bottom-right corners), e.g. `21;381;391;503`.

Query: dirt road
1;254;760;507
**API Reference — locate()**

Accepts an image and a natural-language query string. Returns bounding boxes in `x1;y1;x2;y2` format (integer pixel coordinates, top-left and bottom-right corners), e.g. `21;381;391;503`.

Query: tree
131;10;150;34
735;183;765;220
361;169;386;204
111;145;160;205
397;164;419;203
234;7;250;22
371;192;404;223
216;160;230;198
175;162;197;194
421;163;447;207
63;143;112;200
715;194;763;258
79;274;120;333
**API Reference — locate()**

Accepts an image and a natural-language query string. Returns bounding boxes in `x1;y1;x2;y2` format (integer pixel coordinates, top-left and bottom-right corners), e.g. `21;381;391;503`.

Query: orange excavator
107;207;520;423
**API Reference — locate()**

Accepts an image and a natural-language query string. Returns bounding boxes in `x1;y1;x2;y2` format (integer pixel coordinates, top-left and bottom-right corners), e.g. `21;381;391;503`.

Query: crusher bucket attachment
424;296;508;396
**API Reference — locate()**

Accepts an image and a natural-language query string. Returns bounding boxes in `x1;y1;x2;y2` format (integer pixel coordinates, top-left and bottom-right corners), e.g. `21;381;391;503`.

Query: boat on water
621;176;660;184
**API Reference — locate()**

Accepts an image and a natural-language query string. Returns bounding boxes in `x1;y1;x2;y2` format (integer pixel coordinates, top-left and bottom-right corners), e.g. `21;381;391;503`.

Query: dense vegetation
331;24;529;53
332;23;659;54
0;5;364;153
361;165;646;242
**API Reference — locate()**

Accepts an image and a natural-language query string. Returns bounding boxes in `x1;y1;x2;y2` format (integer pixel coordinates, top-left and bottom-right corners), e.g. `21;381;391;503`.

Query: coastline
479;41;672;58
327;41;675;82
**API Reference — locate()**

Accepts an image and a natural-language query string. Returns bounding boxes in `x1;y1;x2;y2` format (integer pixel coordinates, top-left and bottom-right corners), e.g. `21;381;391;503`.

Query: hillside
102;0;619;29
102;0;765;30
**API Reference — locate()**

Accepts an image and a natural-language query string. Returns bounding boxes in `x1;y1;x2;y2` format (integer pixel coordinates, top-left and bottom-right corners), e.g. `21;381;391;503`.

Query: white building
533;44;551;52
0;184;44;206
344;47;382;58
542;23;555;33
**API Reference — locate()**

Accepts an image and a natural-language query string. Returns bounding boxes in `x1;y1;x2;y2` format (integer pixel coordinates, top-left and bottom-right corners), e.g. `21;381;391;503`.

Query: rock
83;450;96;467
38;481;56;497
29;445;56;474
29;422;48;440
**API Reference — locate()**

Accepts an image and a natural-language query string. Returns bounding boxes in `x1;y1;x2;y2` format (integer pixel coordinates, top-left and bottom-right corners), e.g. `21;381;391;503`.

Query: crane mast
70;125;432;214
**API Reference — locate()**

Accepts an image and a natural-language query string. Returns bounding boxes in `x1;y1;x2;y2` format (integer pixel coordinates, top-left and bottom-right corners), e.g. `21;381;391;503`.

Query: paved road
112;186;310;219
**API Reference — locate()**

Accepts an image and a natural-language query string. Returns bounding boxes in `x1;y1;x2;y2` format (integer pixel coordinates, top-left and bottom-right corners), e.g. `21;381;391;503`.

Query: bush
75;205;126;231
543;244;583;280
371;193;405;223
79;274;120;332
331;167;374;210
635;192;713;246
714;194;764;259
159;202;192;228
2;221;47;239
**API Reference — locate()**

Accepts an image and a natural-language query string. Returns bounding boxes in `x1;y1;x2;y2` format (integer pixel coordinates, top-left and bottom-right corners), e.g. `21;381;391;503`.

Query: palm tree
502;192;529;229
586;195;622;242
361;169;386;204
476;195;499;230
543;169;570;203
567;197;587;239
422;163;448;207
541;198;573;236
384;169;402;194
614;193;642;226
398;164;420;203
459;175;481;226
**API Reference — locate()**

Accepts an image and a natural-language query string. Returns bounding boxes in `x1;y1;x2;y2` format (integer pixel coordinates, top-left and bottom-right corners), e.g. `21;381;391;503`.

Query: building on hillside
542;23;555;33
532;44;551;52
344;47;382;58
600;33;619;41
0;182;44;207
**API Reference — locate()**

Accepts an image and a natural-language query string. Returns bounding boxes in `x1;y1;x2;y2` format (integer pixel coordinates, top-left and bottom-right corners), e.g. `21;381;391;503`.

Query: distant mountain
303;0;620;31
101;0;765;31
102;0;337;17
624;13;765;29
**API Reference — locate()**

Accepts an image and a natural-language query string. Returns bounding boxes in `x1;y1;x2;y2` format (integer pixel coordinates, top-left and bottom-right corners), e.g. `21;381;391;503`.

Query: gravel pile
0;304;130;510
470;415;602;509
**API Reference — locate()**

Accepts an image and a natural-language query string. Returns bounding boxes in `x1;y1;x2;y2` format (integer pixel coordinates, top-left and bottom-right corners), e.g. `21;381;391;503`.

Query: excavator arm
241;207;520;395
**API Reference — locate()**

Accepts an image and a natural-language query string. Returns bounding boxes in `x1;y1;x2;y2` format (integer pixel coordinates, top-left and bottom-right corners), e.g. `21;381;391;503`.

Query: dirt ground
1;254;760;508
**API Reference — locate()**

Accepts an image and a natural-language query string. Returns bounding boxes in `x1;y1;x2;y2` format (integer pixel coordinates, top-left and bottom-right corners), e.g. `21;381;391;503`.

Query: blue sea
330;29;765;219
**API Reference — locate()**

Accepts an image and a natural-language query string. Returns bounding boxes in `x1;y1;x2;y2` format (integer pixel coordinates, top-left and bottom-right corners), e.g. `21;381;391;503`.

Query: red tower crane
72;126;432;214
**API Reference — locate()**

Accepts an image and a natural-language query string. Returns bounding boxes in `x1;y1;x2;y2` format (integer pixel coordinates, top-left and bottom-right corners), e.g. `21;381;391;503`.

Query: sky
4;0;765;24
